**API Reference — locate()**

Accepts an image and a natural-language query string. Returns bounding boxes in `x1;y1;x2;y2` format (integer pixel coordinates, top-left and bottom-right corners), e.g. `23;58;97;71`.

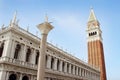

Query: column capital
37;22;53;35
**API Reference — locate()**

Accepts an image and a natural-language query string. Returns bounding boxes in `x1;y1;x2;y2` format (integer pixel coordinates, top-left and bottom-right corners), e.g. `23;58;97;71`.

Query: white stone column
68;64;71;74
2;38;13;57
53;58;57;71
72;65;75;75
31;49;36;64
22;44;27;61
10;40;16;58
19;74;23;80
76;67;78;75
82;69;84;77
37;21;53;80
79;68;81;76
59;60;63;72
64;62;67;73
46;55;52;69
5;71;9;80
0;71;6;80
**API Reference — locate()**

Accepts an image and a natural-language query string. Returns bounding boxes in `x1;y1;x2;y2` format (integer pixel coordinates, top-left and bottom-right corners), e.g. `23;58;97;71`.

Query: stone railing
0;57;37;69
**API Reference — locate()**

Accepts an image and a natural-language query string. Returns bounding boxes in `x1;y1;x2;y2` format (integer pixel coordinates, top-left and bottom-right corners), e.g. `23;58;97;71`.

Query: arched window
51;57;54;69
0;42;4;57
14;44;21;59
26;48;31;62
35;51;39;65
9;74;17;80
22;76;29;80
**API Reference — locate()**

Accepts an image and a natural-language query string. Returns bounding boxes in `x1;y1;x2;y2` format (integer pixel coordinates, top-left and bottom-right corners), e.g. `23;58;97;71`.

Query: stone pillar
10;40;16;58
19;74;23;80
5;71;9;80
72;65;75;75
82;69;84;77
31;49;36;64
2;38;13;57
64;62;67;73
68;64;71;74
22;45;27;61
53;58;57;70
79;68;81;76
59;60;63;72
46;55;52;69
37;20;53;80
76;67;78;75
0;71;6;80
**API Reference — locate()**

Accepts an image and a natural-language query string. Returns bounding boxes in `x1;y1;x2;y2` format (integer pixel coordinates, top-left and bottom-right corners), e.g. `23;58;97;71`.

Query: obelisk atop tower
87;8;107;80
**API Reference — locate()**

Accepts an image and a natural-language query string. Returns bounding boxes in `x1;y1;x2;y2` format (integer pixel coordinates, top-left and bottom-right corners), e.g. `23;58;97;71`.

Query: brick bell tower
87;8;107;80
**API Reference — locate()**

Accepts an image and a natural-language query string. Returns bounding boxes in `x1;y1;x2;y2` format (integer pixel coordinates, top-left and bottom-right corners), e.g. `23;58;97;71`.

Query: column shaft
37;34;47;80
46;55;52;69
53;58;57;70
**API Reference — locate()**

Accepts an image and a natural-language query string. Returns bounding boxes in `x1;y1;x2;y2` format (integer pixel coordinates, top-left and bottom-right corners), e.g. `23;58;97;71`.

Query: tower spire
88;8;97;22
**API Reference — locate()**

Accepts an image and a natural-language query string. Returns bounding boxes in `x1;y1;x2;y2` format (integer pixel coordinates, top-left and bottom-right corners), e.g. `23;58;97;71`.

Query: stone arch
0;42;4;57
9;74;17;80
14;44;21;59
22;76;29;80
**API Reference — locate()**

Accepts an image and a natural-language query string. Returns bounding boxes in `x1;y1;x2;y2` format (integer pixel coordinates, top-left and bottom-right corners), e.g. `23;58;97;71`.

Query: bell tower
87;8;107;80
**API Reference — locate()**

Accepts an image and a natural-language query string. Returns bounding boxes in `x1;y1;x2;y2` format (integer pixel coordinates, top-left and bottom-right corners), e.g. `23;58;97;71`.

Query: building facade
0;9;105;80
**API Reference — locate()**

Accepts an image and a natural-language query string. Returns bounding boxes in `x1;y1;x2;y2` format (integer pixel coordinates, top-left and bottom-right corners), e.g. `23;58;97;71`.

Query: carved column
2;38;13;57
31;49;36;64
53;58;57;70
19;74;23;80
0;71;6;80
5;71;9;80
59;60;63;72
64;62;67;73
76;66;78;75
37;21;53;80
72;65;75;75
79;67;81;76
46;55;52;69
68;64;71;74
22;45;27;61
10;40;16;58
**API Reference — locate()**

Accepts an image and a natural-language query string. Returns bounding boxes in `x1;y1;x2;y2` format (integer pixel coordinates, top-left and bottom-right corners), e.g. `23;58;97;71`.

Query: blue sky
0;0;120;80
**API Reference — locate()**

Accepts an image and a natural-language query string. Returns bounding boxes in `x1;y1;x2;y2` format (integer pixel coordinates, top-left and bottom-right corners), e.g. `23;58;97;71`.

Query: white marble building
0;13;100;80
